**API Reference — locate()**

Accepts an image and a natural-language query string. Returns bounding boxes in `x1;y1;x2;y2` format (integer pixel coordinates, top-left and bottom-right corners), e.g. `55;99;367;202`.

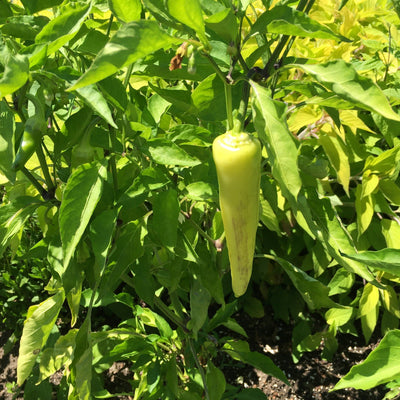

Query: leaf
319;126;350;196
341;248;400;277
333;329;400;391
0;101;15;183
364;145;400;178
206;361;226;400
145;137;201;166
69;21;180;90
59;161;107;270
325;307;355;327
0;199;42;258
205;301;238;333
108;0;141;22
205;8;238;43
188;278;211;337
223;340;288;384
39;330;77;383
152;189;180;249
355;184;375;237
0;54;29;97
359;283;380;343
35;1;92;55
274;256;338;310
20;0;63;13
250;5;348;41
17;290;65;386
99;221;144;296
192;74;242;122
69;317;92;400
168;0;208;45
185;181;217;201
75;84;117;128
295;60;400;121
251;81;302;204
382;219;400;249
89;209;117;280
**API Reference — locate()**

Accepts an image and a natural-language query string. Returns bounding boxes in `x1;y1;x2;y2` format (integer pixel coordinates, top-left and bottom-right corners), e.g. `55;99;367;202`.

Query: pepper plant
1;0;400;398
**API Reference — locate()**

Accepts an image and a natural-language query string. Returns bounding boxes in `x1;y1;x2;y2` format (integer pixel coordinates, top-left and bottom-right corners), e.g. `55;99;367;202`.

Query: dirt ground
0;314;388;400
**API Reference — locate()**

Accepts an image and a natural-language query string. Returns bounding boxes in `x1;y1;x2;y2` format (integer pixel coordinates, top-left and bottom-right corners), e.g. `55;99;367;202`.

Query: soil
0;314;389;400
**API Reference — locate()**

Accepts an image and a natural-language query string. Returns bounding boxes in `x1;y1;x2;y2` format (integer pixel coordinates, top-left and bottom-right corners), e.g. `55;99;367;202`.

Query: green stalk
21;167;48;200
188;338;210;400
36;144;55;194
224;83;233;131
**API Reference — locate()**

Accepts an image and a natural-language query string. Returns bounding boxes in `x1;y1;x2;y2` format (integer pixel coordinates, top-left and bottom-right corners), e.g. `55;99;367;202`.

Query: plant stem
237;79;251;130
36;144;55;194
124;63;134;88
121;273;189;332
188;338;210;400
21;167;48;200
202;52;227;83
183;213;216;246
225;83;233;130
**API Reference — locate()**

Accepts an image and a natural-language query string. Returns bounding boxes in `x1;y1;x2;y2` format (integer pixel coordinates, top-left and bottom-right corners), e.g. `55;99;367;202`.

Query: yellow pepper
212;130;261;297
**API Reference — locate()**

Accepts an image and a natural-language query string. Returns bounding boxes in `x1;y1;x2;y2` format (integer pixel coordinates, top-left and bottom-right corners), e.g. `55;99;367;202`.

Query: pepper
212;130;261;297
12;94;47;171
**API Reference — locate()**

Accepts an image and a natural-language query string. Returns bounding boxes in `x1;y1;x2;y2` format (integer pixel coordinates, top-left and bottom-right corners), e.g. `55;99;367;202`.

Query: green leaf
0;199;42;258
192;74;242;121
333;329;400;390
145;137;201;166
328;268;355;296
0;101;15;183
99;221;144;296
319;127;350;195
206;361;226;400
355;184;375;237
188;278;211;337
35;1;92;55
0;54;29;98
152;189;180;250
70;318;92;400
297;195;376;282
59;161;107;270
223;340;288;384
259;194;281;234
168;0;208;45
250;5;348;41
75;84;117;128
359;283;380;343
39;330;77;383
89;209;117;280
274;256;338;310
234;388;268;400
108;0;141;22
69;21;180;90
382;219;400;249
325;307;355;327
185;181;217;201
251;81;302;204
17;290;65;386
205;8;238;43
132;261;157;307
364;145;400;178
205;301;238;333
341;248;400;277
20;0;63;13
380;179;400;206
295;60;400;121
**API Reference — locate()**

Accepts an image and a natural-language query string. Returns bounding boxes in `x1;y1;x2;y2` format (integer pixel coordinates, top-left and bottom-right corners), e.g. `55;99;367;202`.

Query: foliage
1;0;400;398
